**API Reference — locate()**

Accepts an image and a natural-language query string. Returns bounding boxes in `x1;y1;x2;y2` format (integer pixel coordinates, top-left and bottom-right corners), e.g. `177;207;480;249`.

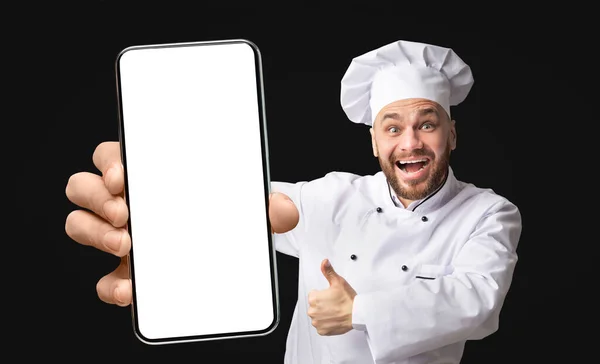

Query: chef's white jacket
271;167;522;364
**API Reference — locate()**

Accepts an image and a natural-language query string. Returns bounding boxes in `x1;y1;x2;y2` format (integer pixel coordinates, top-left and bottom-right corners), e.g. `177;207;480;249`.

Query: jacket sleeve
351;199;522;363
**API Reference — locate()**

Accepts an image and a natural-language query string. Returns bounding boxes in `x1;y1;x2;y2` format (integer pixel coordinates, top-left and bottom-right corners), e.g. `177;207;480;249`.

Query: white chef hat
340;40;474;126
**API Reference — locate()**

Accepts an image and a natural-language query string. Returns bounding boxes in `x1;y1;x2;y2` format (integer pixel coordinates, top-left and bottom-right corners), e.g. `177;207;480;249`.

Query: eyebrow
381;112;402;122
417;107;439;118
380;107;439;123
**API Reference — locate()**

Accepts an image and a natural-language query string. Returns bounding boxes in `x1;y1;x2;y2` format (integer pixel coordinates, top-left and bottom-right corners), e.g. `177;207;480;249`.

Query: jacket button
376;207;383;213
401;265;408;271
421;216;428;222
350;254;357;260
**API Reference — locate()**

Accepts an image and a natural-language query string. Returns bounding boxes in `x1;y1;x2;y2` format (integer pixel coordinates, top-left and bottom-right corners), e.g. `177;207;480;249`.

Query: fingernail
104;230;123;252
103;199;118;223
325;259;331;268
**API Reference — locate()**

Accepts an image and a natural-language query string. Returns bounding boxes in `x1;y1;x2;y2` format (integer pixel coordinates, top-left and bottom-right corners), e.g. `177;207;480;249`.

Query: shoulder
454;179;521;223
271;171;380;211
312;171;373;187
302;171;382;199
450;180;523;253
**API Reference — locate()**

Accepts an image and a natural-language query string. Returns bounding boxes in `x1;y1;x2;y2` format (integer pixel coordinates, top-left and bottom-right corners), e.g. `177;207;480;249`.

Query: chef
269;39;522;363
64;39;522;364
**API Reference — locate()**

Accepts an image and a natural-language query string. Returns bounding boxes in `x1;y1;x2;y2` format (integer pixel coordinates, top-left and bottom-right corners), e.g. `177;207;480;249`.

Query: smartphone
115;39;278;345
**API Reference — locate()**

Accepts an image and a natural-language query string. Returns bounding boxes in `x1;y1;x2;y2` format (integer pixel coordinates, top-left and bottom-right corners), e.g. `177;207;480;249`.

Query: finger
92;141;124;196
66;172;129;227
269;192;299;234
65;210;131;257
307;289;318;306
312;319;319;330
97;257;132;306
320;259;340;286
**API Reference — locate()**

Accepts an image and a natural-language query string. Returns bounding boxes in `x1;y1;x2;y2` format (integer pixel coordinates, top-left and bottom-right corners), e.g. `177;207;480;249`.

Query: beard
378;144;451;201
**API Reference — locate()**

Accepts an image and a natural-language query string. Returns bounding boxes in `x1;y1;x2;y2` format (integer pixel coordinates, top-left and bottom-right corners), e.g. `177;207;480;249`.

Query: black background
15;2;593;363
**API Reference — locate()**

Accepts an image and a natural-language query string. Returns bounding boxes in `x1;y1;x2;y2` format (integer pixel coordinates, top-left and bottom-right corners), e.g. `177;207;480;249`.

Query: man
65;40;522;363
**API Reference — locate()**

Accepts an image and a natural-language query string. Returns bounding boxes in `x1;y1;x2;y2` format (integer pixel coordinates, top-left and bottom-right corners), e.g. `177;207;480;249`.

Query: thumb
320;259;341;286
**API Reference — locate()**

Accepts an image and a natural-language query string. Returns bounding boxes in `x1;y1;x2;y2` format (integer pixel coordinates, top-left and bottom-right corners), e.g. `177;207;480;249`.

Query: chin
399;180;431;200
389;160;447;201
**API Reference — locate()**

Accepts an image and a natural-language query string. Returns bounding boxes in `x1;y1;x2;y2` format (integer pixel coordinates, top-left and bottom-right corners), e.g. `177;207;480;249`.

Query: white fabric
271;167;521;364
340;40;474;125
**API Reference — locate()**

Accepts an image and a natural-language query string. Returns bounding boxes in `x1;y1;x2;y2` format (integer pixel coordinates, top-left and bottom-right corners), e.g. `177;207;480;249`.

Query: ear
449;119;457;151
369;127;378;157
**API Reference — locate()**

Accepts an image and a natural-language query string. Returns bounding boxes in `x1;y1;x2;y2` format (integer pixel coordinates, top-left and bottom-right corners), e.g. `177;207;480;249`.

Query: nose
397;128;423;151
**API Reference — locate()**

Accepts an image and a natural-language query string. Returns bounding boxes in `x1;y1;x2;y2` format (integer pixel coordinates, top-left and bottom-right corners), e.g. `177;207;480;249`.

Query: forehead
375;98;445;124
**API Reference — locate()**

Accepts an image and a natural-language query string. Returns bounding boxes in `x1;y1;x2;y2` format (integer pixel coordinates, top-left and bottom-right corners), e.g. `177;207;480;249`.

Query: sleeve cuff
352;294;367;331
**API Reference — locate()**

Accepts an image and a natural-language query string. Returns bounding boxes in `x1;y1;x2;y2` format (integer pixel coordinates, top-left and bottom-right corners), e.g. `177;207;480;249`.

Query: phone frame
114;38;279;345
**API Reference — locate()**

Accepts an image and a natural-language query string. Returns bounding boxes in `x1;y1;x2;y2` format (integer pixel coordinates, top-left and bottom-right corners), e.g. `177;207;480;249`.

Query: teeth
399;159;427;164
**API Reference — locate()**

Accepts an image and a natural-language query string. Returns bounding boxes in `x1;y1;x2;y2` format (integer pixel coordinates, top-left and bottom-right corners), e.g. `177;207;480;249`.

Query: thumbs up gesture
307;259;358;336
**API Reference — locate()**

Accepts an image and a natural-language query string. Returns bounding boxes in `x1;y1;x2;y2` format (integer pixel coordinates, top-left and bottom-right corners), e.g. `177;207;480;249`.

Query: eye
388;126;399;133
420;122;435;130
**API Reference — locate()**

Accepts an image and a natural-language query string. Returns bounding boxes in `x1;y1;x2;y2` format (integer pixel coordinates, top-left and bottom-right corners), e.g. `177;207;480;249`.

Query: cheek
430;142;450;159
376;142;395;160
425;134;451;155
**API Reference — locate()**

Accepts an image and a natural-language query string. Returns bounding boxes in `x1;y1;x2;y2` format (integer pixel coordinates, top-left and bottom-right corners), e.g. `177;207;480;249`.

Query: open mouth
395;159;430;174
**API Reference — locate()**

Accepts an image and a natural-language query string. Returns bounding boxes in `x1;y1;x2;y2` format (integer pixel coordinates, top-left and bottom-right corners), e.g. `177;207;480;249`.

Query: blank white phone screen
116;40;277;344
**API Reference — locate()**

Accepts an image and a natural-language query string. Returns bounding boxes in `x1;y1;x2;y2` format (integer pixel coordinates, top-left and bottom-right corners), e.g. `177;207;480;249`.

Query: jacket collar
381;166;461;215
